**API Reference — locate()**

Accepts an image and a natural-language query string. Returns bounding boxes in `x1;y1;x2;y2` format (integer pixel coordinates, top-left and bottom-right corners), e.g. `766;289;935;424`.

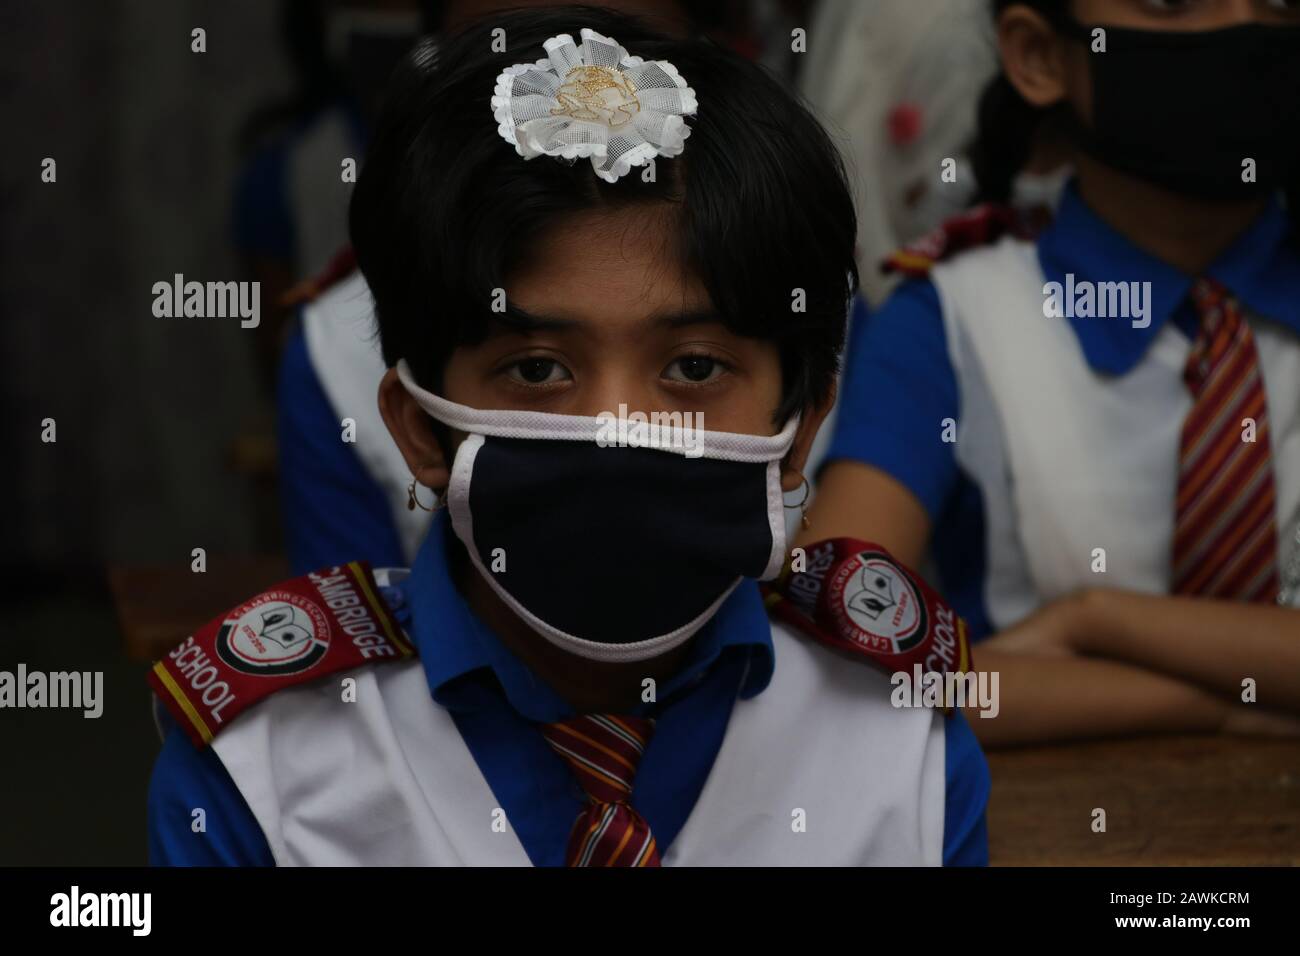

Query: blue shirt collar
1037;180;1300;375
397;512;775;724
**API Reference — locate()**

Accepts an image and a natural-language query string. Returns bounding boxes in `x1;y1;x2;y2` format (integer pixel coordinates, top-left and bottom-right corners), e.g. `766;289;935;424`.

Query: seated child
804;0;1300;746
147;6;989;866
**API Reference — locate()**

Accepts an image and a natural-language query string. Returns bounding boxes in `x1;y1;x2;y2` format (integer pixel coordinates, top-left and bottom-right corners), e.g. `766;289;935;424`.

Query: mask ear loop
785;471;811;529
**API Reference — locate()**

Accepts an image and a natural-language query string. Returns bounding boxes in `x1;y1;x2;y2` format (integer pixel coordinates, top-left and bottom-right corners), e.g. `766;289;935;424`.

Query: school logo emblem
215;591;331;676
830;550;928;654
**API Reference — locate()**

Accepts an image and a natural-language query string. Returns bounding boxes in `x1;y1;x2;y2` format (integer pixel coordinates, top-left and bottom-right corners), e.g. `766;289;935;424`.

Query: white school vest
210;603;947;866
928;238;1300;628
300;272;432;563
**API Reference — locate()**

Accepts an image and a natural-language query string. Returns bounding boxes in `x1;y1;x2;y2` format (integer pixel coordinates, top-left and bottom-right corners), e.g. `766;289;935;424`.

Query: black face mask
396;362;796;664
1052;15;1300;201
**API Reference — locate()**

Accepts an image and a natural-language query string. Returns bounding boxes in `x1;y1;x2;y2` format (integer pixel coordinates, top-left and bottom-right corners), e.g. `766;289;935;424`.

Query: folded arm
1062;589;1300;712
802;461;1300;747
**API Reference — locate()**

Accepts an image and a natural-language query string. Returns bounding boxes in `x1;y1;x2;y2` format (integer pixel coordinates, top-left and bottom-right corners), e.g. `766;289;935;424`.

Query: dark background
0;0;800;867
2;0;295;866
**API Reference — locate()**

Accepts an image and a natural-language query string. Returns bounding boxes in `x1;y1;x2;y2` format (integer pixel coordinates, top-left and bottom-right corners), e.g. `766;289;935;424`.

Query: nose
577;366;665;419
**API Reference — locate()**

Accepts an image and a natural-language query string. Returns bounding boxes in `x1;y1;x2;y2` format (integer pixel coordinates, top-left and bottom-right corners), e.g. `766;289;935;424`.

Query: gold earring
785;472;811;530
407;478;438;512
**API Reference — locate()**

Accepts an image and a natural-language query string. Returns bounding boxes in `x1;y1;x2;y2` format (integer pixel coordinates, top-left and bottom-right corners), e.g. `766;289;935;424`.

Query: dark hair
238;0;343;152
350;4;858;426
968;0;1065;205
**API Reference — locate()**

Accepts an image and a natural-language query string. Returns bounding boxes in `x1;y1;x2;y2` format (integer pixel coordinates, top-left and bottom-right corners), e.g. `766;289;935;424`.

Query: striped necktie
541;714;661;867
1171;278;1280;601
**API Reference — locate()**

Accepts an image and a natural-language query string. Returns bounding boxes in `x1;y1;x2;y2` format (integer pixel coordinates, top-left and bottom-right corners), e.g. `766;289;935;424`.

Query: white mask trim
762;458;788;581
396;359;799;464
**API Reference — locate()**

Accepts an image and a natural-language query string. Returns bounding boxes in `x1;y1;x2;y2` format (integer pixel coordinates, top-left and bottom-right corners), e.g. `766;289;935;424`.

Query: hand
979;591;1091;658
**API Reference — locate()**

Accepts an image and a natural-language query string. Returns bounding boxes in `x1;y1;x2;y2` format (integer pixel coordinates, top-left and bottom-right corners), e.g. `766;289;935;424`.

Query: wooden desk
987;735;1300;865
108;557;290;662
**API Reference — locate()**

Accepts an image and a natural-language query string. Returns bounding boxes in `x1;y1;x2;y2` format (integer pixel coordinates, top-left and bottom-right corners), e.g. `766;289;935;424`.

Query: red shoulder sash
148;561;413;747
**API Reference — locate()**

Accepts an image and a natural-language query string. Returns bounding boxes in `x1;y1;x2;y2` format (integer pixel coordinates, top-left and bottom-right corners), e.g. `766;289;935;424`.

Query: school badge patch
215;591;331;676
762;538;972;710
832;549;929;655
149;562;414;748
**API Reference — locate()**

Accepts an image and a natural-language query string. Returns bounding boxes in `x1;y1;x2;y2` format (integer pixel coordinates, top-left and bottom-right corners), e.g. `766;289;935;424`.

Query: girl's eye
664;354;727;385
506;357;571;386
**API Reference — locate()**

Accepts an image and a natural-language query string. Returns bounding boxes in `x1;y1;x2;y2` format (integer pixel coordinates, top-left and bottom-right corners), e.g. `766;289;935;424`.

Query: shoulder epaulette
881;202;1051;278
761;538;972;715
148;561;414;748
277;245;358;308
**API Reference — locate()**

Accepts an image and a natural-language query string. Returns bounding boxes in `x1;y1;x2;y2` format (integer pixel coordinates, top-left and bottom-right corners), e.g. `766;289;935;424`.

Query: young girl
147;7;989;866
805;0;1300;747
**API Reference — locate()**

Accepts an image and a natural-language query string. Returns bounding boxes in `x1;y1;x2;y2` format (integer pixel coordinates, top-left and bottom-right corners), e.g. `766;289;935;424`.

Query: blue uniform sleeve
276;322;407;575
147;717;275;866
941;709;990;866
822;285;961;520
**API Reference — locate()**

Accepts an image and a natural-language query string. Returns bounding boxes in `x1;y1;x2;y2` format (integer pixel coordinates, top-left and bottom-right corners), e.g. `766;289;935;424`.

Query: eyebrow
662;310;724;330
490;307;724;335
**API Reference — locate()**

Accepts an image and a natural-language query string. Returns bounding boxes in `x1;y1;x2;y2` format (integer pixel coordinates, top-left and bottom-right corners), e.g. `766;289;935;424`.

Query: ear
780;381;836;494
998;3;1072;109
378;367;451;492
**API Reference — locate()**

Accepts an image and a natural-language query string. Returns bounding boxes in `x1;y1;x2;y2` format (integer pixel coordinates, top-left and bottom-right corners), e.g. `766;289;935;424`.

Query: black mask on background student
1052;16;1300;201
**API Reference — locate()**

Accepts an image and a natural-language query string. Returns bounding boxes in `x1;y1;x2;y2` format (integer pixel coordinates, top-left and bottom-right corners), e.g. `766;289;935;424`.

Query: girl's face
1072;0;1300;30
379;203;830;498
440;205;787;437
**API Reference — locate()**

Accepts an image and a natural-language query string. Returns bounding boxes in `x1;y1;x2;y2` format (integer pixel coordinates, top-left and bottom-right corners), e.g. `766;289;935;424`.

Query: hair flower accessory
491;28;698;183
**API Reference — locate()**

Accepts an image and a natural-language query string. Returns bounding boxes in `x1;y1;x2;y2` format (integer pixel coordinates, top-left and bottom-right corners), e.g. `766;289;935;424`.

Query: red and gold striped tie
1172;278;1280;601
541;714;660;867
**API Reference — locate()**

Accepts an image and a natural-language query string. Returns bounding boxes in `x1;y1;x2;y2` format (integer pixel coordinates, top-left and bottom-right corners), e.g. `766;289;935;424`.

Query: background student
803;0;1300;746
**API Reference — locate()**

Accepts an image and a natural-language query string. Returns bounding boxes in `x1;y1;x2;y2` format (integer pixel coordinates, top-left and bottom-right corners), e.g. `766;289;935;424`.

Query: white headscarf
799;0;996;307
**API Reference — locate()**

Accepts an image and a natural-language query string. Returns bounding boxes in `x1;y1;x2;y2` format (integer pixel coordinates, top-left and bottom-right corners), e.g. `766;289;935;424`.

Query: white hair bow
491;28;698;183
